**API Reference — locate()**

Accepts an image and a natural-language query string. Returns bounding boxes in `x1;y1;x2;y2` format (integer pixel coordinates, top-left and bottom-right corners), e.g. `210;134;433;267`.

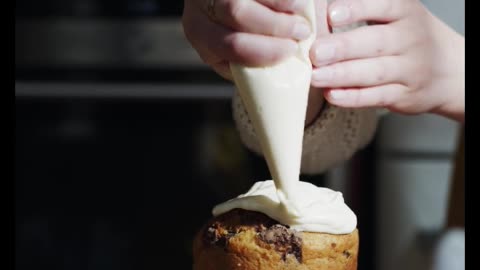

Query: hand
182;0;317;80
309;0;465;122
182;0;330;126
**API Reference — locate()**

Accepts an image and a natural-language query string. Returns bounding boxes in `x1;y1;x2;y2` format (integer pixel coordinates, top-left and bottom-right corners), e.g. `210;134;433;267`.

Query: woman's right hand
182;0;325;80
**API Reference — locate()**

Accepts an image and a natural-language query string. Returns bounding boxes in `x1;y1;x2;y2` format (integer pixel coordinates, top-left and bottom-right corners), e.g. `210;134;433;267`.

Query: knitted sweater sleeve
232;91;378;174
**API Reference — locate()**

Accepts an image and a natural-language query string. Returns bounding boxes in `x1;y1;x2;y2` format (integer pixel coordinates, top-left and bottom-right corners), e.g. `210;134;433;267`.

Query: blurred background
15;0;464;270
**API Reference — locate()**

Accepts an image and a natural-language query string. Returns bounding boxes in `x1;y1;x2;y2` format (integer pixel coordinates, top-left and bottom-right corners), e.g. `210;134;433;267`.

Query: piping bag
229;1;317;216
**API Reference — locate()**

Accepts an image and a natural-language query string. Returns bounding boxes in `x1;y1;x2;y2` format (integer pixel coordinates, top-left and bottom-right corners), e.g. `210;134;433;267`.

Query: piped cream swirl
213;180;357;234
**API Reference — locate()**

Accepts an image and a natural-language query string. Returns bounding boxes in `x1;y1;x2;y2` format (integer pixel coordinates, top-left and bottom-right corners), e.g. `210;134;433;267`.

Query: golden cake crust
193;209;359;270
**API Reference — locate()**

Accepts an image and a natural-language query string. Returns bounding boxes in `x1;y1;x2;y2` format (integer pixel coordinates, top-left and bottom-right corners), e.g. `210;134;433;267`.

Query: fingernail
314;42;336;64
292;22;311;40
329;5;350;24
329;90;347;99
312;67;334;81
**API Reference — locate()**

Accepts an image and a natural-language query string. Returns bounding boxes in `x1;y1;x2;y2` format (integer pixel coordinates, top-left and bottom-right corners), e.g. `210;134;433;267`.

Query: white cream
218;1;357;234
213;180;357;234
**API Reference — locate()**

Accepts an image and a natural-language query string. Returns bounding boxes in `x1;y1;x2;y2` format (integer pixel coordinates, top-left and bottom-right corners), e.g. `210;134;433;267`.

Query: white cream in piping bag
213;1;356;234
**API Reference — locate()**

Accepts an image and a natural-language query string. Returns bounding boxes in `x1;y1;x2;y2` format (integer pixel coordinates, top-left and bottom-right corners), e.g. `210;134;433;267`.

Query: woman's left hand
309;0;464;122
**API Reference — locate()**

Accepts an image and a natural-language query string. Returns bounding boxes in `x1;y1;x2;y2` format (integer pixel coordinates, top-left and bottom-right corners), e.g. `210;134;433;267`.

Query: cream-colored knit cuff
301;103;378;174
232;90;378;175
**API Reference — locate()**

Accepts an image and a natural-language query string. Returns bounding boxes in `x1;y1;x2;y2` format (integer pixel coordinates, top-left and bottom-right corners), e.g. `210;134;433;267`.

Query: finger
311;56;409;88
310;22;412;66
196;50;233;80
222;33;301;66
212;61;234;80
210;0;312;40
255;0;309;13
327;0;412;27
307;0;331;63
324;84;408;108
183;4;225;65
183;4;299;66
313;0;330;36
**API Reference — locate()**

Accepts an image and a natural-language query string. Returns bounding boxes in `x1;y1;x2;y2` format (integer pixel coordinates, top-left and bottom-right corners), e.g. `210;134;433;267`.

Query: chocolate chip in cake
258;224;303;263
343;250;351;258
202;209;302;257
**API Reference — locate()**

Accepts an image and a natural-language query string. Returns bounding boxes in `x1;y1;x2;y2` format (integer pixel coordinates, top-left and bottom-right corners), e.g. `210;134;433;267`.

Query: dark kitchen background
15;1;463;270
